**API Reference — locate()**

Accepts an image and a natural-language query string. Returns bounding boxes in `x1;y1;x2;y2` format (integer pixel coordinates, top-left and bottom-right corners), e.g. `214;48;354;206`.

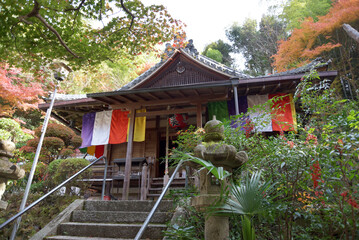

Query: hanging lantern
169;114;188;129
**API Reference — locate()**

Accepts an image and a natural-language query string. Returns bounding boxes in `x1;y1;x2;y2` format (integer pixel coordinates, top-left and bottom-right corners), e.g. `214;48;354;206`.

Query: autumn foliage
273;0;359;72
0;64;44;116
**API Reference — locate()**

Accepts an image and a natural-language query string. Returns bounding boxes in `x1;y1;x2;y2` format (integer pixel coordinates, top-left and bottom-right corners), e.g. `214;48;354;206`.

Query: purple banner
80;112;96;148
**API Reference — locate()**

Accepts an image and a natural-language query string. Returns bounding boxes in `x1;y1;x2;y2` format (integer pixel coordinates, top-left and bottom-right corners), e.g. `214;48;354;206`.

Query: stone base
0;200;8;210
192;194;229;240
205;215;229;240
191;194;220;210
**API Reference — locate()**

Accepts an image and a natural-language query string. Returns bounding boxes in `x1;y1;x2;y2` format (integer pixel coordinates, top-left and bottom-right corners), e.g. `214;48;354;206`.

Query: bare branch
64;0;86;12
343;23;359;44
99;0;103;20
69;0;86;25
10;22;24;57
16;0;80;58
120;0;134;31
35;13;80;58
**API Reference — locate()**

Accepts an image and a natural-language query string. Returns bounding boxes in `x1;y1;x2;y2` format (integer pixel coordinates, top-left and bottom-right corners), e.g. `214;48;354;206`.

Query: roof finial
185;39;198;56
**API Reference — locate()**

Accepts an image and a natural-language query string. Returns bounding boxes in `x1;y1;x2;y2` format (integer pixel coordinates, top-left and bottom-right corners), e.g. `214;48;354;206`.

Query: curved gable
133;50;233;89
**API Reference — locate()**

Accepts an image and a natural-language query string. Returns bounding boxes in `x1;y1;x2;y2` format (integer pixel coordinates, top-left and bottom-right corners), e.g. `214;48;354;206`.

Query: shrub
71;135;82;149
59;148;74;159
28;137;65;164
35;123;75;146
23;161;48;193
53;158;92;193
22;123;82;163
19;145;35;153
47;159;63;176
0;117;33;144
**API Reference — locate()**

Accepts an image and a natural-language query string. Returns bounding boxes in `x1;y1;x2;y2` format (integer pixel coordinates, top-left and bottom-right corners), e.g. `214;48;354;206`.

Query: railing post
101;156;108;201
140;163;148;200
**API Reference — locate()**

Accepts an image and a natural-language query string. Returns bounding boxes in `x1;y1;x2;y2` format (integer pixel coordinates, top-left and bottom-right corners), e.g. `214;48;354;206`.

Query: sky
142;0;273;54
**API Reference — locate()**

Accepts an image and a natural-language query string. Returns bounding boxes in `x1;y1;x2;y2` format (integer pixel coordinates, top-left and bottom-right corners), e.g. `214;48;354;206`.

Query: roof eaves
88;80;234;98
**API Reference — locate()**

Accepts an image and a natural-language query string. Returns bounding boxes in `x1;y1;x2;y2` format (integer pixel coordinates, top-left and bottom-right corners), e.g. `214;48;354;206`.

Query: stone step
152;177;186;181
84;200;173;212
148;187;185;193
72;210;171;223
148;187;162;191
151;178;186;184
58;222;166;239
147;193;160;197
46;236;132;240
150;181;185;187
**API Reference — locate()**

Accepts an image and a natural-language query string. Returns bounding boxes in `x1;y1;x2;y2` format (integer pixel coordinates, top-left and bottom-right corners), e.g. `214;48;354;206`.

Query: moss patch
0;192;80;239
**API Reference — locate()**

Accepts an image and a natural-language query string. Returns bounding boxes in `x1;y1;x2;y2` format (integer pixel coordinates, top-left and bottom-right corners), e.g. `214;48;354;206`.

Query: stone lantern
0;140;25;209
192;117;248;240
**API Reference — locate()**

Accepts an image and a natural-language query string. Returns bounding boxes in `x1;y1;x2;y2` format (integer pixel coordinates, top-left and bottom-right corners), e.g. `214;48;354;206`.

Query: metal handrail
0;155;108;230
134;160;184;240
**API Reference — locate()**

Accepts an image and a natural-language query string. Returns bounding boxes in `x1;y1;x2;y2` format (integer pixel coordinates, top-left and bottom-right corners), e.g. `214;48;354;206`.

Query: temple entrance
158;139;177;177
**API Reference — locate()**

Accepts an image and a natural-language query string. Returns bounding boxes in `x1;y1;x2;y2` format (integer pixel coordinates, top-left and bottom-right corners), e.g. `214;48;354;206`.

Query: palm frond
217;171;273;216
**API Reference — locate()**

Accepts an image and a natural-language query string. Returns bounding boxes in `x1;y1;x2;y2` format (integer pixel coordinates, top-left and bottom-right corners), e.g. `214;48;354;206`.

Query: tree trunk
343;24;359;44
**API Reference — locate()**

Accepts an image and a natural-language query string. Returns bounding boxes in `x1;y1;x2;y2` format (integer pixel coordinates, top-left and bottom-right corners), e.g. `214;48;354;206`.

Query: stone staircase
34;200;174;240
147;177;187;199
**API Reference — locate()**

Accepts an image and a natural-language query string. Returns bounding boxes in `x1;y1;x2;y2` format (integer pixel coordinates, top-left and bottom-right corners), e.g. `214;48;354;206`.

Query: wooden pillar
163;106;170;187
122;109;136;200
105;144;111;196
233;86;239;115
196;103;202;128
155;116;161;177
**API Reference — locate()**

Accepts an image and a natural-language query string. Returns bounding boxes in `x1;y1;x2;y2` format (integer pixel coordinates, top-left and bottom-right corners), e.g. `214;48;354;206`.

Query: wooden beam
162;91;173;99
133;93;149;101
97;97;116;105
177;90;187;97
147;92;161;100
114;95;137;103
122;108;136;200
135;106;205;117
111;94;228;109
193;89;200;96
110;96;126;104
272;83;281;93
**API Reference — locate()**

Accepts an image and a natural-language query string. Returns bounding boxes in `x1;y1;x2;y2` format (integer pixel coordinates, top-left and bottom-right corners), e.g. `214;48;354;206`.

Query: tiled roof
181;47;251;79
262;57;331;77
45;93;87;102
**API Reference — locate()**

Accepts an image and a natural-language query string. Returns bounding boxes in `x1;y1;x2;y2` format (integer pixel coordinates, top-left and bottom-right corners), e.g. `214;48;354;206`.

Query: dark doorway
158;139;177;177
